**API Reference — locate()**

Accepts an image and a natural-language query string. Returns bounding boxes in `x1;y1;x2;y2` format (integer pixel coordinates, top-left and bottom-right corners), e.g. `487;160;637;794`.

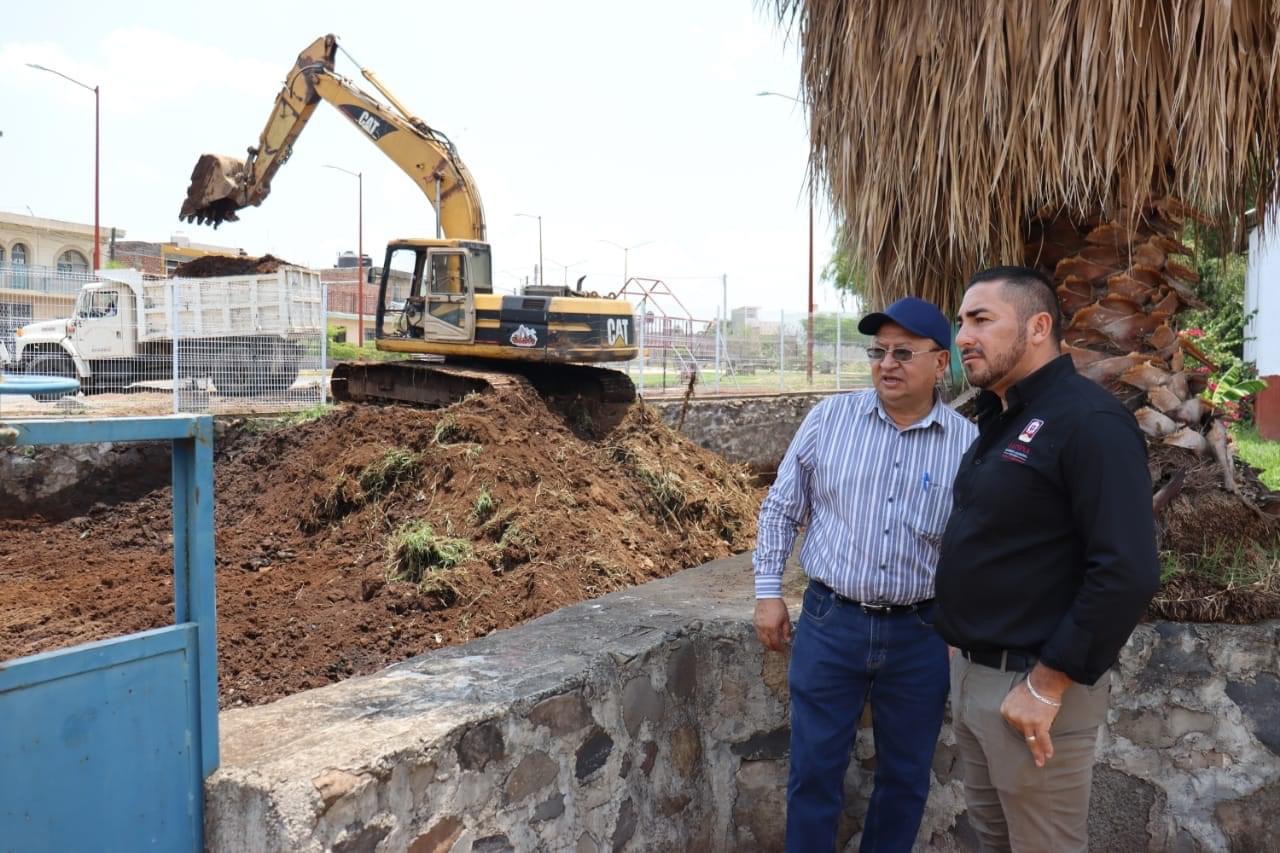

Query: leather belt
961;648;1038;672
811;580;933;615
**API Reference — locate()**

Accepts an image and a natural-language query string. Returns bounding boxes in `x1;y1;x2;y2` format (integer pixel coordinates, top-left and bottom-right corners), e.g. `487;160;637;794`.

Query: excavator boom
179;35;486;242
178;34;636;408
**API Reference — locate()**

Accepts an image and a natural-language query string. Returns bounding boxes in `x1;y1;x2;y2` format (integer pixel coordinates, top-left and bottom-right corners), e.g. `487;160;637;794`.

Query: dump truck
13;265;322;396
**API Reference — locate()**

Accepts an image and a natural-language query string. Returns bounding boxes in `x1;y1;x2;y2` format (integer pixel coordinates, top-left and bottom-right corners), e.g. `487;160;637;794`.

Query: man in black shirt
935;265;1160;852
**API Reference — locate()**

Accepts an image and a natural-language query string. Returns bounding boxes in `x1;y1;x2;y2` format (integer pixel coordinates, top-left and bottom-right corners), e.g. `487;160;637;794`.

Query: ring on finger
1026;735;1037;742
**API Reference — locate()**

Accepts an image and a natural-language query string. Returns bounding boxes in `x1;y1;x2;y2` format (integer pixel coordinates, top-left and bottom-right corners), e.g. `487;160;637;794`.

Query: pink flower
1182;328;1204;338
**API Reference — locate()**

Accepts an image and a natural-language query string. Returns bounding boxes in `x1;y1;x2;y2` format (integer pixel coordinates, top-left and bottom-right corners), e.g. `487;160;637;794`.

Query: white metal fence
0;265;885;415
0;264;326;418
619;309;876;397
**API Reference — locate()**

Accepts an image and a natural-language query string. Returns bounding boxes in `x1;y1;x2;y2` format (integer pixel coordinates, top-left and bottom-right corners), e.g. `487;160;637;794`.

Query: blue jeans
786;581;950;853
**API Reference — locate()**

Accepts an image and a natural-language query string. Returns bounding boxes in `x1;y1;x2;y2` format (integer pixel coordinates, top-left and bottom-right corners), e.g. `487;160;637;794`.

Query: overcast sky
0;1;847;322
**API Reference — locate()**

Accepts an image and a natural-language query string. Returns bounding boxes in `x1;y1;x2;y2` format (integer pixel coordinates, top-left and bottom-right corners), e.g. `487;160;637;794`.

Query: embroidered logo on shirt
1017;418;1045;443
1001;441;1031;464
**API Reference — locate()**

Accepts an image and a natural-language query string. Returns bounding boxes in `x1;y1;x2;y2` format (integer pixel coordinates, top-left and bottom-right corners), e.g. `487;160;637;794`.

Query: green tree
821;232;867;309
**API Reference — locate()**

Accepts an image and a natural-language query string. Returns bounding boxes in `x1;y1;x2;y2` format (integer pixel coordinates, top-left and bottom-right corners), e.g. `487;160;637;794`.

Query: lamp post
28;63;99;271
597;239;654;289
547;258;587;288
757;90;816;384
515;213;543;287
323;164;364;346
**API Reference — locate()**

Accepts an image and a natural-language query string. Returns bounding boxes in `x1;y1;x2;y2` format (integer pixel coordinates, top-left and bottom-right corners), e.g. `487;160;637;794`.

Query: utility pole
516;213;543;287
323;165;365;346
757;90;816;384
28;64;100;270
807;177;814;384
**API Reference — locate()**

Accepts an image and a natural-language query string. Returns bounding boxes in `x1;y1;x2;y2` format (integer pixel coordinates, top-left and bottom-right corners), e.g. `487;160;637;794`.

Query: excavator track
330;358;636;408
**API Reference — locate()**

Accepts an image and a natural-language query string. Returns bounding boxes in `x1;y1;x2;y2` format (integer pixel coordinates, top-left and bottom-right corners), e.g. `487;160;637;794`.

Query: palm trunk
1024;199;1279;619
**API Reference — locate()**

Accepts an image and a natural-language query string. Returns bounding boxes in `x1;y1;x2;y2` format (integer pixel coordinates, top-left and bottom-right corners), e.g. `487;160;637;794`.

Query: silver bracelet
1025;677;1062;708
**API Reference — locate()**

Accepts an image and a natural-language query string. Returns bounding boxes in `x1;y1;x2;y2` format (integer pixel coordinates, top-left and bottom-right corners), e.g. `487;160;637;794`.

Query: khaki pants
950;653;1111;853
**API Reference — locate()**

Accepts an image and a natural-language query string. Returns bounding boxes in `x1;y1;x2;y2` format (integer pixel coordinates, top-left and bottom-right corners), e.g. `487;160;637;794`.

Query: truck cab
70;284;136;359
14;280;139;379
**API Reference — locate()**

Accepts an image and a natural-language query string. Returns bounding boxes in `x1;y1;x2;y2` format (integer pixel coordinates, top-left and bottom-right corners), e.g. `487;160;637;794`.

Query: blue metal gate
0;415;219;853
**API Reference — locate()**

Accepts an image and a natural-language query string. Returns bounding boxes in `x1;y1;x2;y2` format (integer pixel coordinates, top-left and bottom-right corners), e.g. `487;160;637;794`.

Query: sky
0;0;847;324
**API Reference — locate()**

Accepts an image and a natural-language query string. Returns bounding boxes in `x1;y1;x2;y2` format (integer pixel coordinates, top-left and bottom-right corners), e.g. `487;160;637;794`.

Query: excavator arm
179;34;486;242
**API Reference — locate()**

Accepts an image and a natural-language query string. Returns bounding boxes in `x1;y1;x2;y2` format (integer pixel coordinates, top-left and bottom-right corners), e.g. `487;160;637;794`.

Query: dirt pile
171;253;295;278
0;388;761;706
1148;442;1280;622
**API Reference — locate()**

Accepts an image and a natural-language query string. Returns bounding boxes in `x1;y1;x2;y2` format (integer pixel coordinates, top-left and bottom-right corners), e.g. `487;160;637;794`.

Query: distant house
1245;212;1280;438
0;210;127;356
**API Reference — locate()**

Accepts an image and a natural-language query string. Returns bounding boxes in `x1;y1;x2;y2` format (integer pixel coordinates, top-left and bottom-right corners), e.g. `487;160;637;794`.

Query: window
57;249;89;274
429;253;466;295
0;246;5;263
76;290;118;319
11;243;27;265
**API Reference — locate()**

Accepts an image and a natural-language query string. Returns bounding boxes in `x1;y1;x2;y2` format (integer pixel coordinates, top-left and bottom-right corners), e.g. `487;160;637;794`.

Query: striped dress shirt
754;389;977;604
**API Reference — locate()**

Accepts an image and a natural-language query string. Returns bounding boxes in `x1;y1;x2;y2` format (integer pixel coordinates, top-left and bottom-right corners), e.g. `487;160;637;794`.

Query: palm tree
771;0;1280;613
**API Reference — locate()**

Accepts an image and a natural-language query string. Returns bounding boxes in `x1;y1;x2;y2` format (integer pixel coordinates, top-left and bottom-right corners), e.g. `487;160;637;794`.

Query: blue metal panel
3;415;203;446
0;413;220;852
173;416;220;778
0;625;201;852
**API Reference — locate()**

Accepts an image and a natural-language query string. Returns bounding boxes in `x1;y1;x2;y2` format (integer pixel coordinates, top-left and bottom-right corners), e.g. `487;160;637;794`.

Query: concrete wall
0;439;171;521
649;393;829;475
205;555;1280;852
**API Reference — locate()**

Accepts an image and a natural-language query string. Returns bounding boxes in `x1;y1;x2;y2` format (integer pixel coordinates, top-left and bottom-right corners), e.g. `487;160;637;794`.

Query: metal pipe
779;309;785;393
836;310;842;391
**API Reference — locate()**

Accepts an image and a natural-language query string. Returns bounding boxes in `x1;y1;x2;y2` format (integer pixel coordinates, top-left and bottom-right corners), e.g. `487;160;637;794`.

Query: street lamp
757;90;816;384
28;63;100;271
597;239;654;289
546;257;588;289
515;213;543;287
323;164;364;347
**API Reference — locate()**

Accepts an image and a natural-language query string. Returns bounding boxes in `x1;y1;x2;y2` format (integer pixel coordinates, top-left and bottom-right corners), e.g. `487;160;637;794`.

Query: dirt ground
0;387;761;707
171;253;294;277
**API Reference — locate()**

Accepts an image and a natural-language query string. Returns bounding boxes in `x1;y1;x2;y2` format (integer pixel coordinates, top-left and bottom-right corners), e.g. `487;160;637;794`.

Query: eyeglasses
865;345;944;364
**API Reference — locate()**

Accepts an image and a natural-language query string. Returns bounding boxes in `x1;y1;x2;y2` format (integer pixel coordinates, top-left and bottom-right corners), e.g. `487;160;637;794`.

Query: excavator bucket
179;154;248;227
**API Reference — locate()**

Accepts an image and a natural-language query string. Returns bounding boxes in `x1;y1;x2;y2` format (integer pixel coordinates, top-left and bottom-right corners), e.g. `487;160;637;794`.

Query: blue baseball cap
858;297;951;350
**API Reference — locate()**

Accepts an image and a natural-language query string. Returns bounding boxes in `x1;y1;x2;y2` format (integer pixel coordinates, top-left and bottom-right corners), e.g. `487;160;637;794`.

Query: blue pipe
0;374;80;396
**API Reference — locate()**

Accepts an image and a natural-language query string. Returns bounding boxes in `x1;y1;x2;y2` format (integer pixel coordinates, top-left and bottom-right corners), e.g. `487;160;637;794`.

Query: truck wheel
25;352;80;401
261;342;302;393
213;342;256;396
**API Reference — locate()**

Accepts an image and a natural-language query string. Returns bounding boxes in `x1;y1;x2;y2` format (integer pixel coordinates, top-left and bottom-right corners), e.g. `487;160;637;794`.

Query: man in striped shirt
754;297;977;852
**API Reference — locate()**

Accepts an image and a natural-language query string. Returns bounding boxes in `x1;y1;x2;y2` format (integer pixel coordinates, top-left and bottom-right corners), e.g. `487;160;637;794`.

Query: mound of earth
0;389;761;706
171;253;294;277
1148;442;1280;623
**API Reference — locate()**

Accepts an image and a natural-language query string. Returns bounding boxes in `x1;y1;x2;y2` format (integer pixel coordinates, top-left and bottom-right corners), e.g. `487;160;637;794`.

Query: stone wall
0;438;170;520
648;393;830;475
205;555;1280;852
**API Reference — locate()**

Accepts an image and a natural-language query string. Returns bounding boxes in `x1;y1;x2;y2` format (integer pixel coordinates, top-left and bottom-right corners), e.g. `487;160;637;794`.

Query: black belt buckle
859;601;897;614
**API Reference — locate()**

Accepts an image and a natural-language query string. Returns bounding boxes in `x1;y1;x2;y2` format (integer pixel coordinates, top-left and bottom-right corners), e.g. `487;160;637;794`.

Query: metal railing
620;309;875;397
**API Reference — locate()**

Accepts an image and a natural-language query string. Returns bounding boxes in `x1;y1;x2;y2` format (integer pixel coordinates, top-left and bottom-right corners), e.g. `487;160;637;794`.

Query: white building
1245;210;1280;438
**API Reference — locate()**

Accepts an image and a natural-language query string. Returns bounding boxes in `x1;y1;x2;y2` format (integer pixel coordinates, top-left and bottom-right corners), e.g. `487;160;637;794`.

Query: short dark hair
966;265;1061;343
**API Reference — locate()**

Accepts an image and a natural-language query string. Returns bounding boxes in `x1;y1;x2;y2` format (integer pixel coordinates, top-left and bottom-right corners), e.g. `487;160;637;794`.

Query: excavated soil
0;388;761;707
1148;442;1280;623
171;253;294;278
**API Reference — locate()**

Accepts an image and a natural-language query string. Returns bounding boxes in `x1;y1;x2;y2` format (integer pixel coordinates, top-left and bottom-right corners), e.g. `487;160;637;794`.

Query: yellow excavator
179;34;637;406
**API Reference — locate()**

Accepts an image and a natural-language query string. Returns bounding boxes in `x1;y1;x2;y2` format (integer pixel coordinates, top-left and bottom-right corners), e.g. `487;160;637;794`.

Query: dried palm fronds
769;0;1280;312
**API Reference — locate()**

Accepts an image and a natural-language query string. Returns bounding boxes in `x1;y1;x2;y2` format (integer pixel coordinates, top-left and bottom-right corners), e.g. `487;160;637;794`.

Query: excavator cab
378;240;490;344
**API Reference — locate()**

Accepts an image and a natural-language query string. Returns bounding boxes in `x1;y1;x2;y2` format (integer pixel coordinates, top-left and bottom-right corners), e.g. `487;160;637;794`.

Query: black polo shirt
934;355;1160;685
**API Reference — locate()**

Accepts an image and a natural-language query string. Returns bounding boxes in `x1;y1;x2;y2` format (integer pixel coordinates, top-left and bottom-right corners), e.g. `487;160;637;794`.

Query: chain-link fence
619;309;875;397
0;264;326;418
